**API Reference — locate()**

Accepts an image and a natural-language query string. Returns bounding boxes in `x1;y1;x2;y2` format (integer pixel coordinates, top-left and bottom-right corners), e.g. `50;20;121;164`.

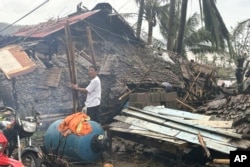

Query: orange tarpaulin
58;112;92;136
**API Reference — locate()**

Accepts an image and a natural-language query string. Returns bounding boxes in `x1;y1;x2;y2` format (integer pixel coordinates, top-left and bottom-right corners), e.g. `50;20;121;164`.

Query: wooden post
86;26;96;67
119;89;135;101
183;71;201;102
198;132;211;158
175;98;196;112
64;21;78;112
213;159;230;164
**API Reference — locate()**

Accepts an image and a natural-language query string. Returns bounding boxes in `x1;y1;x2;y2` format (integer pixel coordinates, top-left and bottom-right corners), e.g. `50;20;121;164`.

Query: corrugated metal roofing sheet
0;45;36;79
13;10;99;38
111;106;250;154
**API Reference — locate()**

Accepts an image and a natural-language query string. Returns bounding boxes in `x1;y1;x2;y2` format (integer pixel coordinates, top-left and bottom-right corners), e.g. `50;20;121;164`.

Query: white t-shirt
85;76;101;107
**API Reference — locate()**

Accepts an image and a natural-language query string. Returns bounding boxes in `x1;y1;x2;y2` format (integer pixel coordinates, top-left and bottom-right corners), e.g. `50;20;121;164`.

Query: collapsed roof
0;3;184;125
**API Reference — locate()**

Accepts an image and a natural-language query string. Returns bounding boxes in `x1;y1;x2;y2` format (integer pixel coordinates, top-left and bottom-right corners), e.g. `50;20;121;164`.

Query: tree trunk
147;21;153;45
176;0;188;55
136;0;145;39
167;0;176;51
236;57;245;93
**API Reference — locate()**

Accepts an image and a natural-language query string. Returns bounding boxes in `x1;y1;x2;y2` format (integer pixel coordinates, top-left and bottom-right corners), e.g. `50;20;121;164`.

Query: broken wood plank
119;88;135;100
183;71;201;101
213;159;230;165
184;120;233;128
198;132;211;158
175;98;196;112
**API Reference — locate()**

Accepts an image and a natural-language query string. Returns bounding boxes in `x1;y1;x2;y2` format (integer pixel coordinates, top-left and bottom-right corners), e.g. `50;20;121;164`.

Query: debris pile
197;94;250;138
108;105;250;166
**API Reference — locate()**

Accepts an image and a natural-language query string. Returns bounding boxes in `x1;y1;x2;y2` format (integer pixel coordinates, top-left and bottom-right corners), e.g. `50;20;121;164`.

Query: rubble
0;2;249;166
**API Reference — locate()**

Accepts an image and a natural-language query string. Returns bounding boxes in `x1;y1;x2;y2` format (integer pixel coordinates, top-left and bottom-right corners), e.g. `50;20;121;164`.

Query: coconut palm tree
176;0;188;55
159;9;216;57
201;0;233;56
167;0;176;51
158;0;232;59
134;0;168;45
135;0;145;39
144;0;162;45
231;19;250;92
231;19;250;58
133;0;232;58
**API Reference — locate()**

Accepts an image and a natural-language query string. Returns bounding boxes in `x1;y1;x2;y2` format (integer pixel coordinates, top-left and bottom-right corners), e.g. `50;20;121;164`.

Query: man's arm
77;87;88;93
71;83;88;93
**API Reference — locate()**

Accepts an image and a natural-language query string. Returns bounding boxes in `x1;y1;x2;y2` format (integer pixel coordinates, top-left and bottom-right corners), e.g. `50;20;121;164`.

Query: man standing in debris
71;66;101;123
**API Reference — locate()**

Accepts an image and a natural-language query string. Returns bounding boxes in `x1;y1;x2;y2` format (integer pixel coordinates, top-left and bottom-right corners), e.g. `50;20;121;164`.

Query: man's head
88;66;98;79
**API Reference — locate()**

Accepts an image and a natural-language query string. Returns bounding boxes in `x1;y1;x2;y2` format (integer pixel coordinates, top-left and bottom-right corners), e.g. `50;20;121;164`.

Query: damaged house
1;3;250;165
0;3;183;127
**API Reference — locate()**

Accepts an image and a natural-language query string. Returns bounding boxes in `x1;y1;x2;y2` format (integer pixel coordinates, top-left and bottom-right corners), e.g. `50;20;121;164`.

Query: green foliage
231;18;250;60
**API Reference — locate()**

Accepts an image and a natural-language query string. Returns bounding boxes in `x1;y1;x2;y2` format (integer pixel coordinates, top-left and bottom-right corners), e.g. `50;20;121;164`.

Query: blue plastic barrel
43;119;105;163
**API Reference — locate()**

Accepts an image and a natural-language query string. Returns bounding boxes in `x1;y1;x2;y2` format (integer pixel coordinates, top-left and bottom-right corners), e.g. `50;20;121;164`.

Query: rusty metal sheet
0;45;36;79
13;10;99;38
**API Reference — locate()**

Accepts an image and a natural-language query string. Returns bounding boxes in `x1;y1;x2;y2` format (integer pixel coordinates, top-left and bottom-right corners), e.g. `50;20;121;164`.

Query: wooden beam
184;120;233;128
175;98;196;112
198;132;211;158
118;88;135;100
183;71;201;102
213;159;230;165
64;21;78;112
86;26;96;67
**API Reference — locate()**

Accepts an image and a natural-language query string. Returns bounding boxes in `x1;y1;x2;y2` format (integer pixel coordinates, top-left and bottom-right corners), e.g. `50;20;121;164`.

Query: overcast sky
0;0;249;34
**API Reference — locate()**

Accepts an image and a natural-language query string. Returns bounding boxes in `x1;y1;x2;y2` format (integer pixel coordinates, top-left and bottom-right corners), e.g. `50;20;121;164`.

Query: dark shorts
87;105;100;123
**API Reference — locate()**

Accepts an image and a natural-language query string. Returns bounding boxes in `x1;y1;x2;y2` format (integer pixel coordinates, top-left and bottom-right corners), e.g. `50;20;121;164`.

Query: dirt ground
34;131;169;167
32;131;216;167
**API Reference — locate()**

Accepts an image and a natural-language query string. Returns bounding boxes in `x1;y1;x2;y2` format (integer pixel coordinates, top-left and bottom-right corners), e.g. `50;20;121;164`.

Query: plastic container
43;119;105;163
